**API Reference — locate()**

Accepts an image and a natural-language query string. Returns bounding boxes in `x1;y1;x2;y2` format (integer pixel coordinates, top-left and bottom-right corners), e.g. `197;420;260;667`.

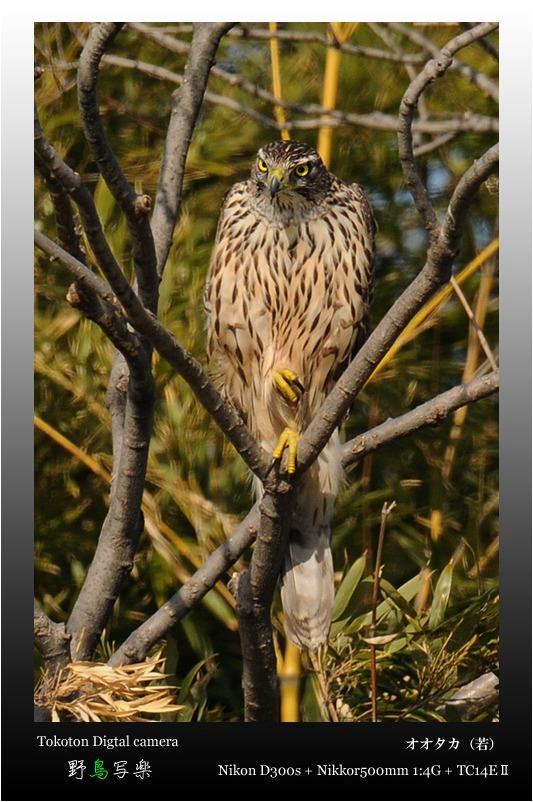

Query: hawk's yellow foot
274;368;305;405
272;427;301;475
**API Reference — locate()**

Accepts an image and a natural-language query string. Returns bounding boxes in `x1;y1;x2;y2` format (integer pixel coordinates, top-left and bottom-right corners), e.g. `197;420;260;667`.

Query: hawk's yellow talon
272;428;301;474
274;368;305;404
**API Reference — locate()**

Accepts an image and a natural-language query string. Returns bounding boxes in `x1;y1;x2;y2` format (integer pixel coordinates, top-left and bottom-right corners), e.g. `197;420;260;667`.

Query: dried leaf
34;648;183;722
360;633;399;646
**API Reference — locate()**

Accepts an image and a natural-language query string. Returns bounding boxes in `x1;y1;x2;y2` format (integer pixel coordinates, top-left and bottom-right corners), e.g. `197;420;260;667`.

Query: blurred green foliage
34;22;498;721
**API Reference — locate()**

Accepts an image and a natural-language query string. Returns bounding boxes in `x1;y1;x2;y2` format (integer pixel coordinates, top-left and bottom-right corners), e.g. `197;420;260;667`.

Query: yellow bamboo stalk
430;507;444;543
317;22;358;167
279;641;302;721
35;414;111;483
269;22;290;141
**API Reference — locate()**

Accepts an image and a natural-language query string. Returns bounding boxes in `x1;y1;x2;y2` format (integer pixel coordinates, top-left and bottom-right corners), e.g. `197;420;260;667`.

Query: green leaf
176;656;213;705
362;572;431;627
332;554;367;620
331;612;368;638
428;562;454;630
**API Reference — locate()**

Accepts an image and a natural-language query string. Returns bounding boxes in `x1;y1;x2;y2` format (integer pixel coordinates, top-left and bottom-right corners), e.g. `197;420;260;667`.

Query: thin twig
34;104;130;310
230;24;429;64
450;276;498;371
442;144;499;253
370;501;396;722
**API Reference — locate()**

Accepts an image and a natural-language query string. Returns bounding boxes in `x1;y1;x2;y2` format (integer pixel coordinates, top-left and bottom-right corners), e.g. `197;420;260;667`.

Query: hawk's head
251;140;332;207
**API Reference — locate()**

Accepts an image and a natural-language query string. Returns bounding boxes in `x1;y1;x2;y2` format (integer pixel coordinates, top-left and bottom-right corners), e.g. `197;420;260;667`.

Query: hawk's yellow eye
295;163;309;177
257;158;268;173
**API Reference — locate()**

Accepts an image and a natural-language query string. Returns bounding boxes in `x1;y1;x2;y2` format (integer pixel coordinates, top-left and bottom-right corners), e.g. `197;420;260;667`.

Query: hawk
205;140;376;651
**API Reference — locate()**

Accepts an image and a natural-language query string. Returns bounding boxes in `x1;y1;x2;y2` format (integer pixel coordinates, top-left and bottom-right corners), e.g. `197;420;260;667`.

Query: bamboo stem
269;23;290;140
317;23;358;167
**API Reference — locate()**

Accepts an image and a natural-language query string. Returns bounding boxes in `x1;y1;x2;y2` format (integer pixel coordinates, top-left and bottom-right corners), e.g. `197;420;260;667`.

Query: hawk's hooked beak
268;168;285;198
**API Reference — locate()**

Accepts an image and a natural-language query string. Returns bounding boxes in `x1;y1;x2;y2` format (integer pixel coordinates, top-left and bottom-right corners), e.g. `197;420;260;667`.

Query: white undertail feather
280;436;341;650
205;140;375;651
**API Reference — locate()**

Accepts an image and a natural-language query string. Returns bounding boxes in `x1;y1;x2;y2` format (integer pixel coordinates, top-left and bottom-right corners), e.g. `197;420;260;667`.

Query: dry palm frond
35;650;183;722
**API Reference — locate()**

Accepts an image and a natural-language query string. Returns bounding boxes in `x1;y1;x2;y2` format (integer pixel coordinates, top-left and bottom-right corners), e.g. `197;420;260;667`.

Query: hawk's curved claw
272;427;301;475
274;368;305;404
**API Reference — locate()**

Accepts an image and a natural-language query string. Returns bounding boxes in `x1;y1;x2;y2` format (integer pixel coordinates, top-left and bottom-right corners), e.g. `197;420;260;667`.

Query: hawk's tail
280;524;334;652
279;438;341;651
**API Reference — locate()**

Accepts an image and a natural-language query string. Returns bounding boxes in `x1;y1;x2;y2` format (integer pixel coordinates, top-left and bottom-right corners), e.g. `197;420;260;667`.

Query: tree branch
77;22;158;313
34;230;149;374
34;153;85;265
34;600;72;721
66;376;155;660
34;599;71;671
389;21;499;102
341;370;499;469
234;486;295;722
35;26;160;661
108;504;261;666
442;143;499;252
151;22;235;274
34;136;128;346
34;103;142;315
397;22;498;241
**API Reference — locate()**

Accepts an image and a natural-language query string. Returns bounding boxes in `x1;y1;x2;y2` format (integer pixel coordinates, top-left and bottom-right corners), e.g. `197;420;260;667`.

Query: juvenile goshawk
205;140;376;651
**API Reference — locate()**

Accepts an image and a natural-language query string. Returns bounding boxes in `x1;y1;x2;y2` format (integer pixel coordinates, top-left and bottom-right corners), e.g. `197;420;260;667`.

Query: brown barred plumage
205;140;376;651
